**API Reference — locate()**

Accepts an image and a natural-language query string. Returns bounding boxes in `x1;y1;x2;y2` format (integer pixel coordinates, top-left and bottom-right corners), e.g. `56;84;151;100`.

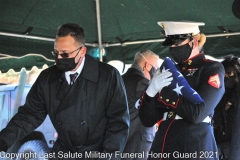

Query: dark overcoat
213;86;238;155
229;93;240;160
215;83;240;160
122;65;155;160
0;54;130;159
139;54;225;160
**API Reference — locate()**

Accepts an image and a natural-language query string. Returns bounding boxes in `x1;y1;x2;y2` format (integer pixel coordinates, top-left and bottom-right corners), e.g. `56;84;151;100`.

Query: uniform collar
177;52;205;71
182;52;205;66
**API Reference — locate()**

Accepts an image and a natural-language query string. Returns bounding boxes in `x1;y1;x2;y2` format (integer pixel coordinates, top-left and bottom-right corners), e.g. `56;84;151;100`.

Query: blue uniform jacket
139;53;225;160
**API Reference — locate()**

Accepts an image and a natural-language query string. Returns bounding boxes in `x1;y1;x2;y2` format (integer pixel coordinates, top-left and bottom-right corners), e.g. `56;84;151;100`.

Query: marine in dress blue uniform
138;21;225;160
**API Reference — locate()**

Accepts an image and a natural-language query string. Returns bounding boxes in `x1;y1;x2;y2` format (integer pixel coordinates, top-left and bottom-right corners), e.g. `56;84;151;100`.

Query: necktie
69;73;78;85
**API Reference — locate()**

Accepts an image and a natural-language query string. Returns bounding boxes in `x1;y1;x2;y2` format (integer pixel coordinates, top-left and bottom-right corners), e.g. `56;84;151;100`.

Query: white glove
146;68;173;97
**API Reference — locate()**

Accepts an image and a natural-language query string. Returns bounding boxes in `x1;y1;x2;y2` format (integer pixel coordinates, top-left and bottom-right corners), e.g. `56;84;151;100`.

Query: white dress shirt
65;56;85;85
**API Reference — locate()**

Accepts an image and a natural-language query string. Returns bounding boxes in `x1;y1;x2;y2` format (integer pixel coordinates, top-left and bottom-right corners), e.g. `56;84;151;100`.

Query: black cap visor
162;34;192;46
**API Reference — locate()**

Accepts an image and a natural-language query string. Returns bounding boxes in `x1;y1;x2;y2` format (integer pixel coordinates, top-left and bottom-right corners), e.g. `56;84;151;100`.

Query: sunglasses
52;46;83;58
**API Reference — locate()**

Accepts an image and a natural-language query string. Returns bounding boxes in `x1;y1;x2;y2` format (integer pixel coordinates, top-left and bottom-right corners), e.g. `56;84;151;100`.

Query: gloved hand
0;139;8;152
146;68;173;97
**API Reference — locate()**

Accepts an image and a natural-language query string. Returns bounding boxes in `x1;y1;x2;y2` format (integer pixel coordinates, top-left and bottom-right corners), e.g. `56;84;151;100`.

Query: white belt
163;112;211;123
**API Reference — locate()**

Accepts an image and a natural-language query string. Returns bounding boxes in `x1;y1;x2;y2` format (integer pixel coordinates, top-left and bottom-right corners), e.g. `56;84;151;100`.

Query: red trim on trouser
160;119;175;160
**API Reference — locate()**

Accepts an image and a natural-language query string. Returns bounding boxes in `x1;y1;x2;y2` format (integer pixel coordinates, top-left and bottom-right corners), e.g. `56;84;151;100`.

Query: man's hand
0;139;8;152
146;69;173;97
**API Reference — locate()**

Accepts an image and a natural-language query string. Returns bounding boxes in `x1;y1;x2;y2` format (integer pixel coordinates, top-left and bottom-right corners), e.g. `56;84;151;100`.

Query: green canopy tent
0;0;240;72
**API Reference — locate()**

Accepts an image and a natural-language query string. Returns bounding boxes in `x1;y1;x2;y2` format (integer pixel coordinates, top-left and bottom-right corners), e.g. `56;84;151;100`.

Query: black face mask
55;51;81;72
149;65;156;78
224;76;236;89
169;43;192;63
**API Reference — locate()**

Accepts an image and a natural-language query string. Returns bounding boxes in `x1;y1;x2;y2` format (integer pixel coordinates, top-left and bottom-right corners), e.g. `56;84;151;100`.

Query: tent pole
1;31;240;48
0;32;98;47
103;32;240;47
0;32;55;42
96;0;103;62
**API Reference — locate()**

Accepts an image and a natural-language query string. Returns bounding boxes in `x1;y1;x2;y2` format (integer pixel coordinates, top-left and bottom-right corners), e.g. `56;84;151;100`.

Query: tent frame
1;31;240;47
1;1;240;60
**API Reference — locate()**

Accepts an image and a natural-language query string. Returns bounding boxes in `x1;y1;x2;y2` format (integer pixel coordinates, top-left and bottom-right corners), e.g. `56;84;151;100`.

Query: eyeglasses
51;46;83;58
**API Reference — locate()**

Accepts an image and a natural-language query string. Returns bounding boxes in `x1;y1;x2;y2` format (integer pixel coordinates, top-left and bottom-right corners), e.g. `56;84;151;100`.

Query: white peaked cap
157;21;205;36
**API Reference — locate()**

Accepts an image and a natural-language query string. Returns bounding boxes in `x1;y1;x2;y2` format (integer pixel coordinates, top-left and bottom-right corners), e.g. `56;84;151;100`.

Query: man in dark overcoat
0;23;130;160
138;21;225;160
122;50;160;160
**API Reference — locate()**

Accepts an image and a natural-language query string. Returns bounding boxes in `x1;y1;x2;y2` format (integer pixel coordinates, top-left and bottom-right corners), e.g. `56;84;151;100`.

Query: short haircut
133;50;157;64
56;23;85;45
